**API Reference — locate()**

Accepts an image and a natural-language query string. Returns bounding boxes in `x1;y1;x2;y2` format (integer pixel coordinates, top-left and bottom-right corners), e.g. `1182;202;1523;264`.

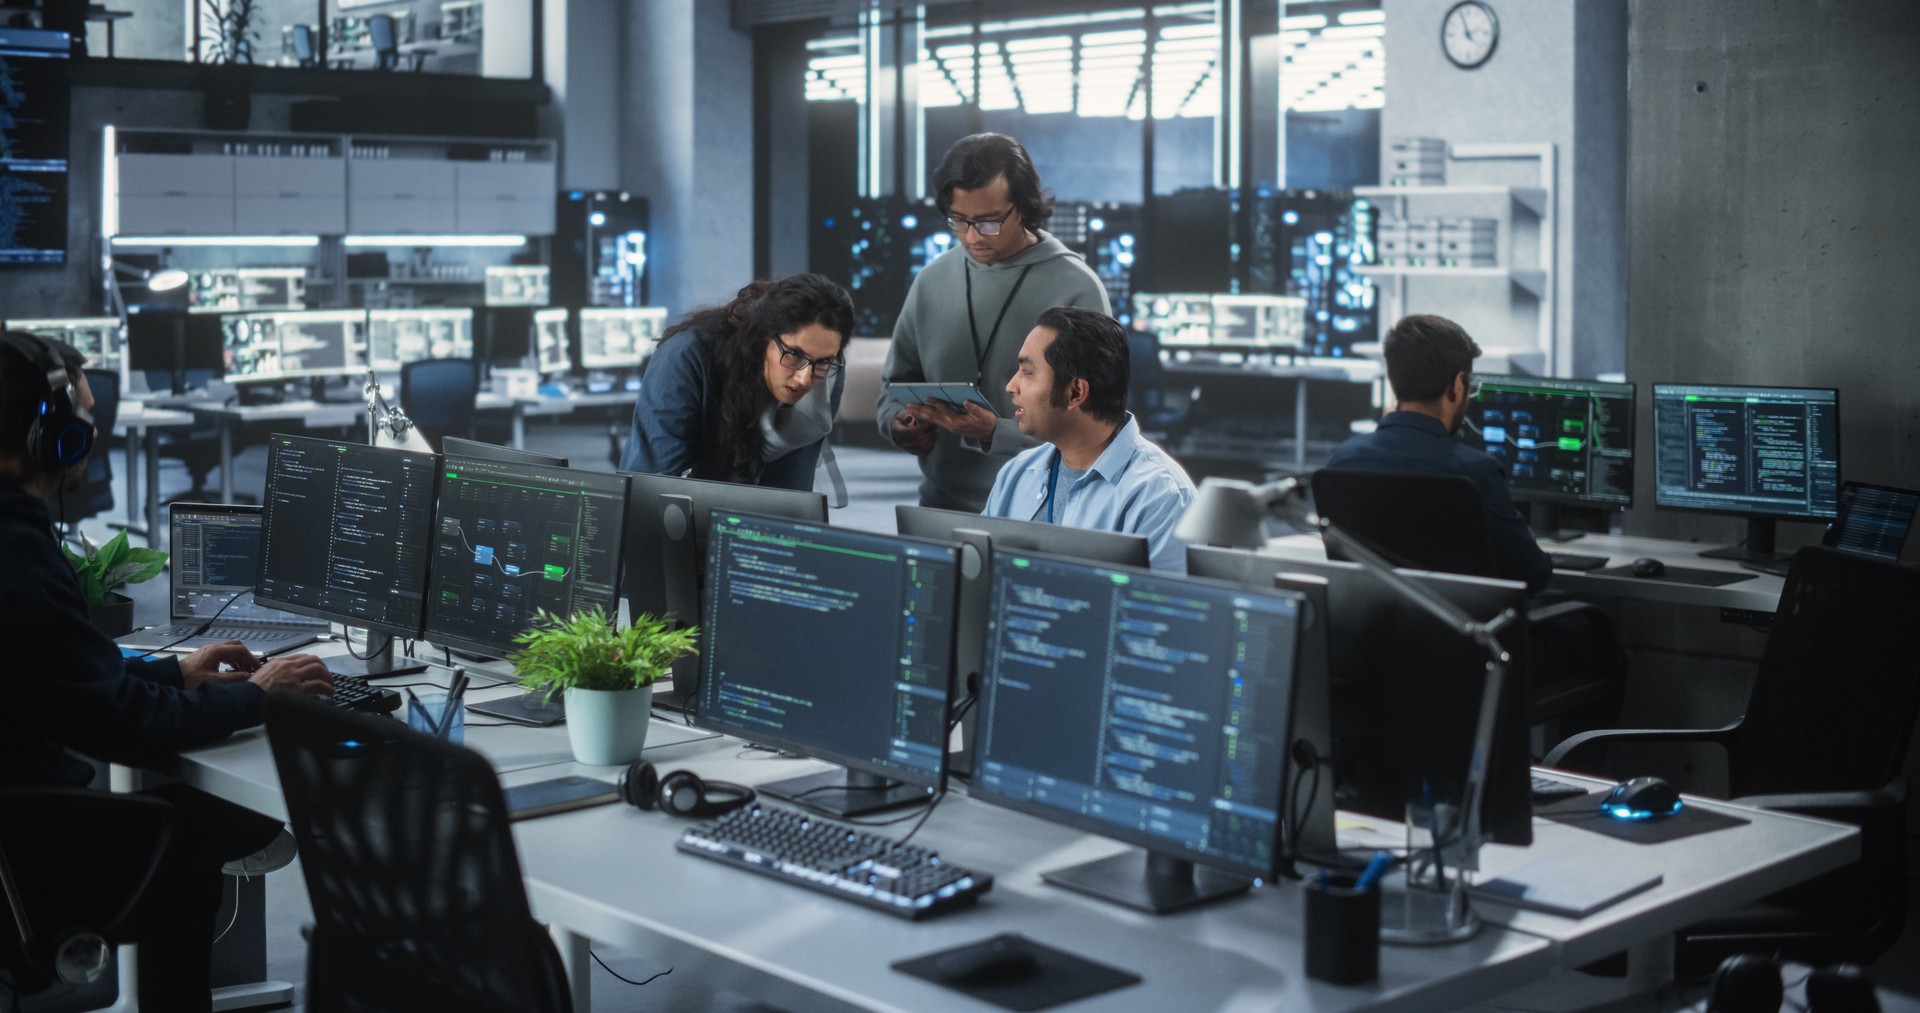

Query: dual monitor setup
1461;375;1846;563
104;304;667;397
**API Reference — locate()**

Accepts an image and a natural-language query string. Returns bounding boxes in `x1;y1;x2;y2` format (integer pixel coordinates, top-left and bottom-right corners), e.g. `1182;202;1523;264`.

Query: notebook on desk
115;503;330;655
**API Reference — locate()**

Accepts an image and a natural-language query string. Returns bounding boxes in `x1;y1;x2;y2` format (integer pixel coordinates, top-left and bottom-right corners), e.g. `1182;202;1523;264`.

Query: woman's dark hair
933;133;1054;231
1035;306;1129;425
658;273;854;482
1382;314;1481;403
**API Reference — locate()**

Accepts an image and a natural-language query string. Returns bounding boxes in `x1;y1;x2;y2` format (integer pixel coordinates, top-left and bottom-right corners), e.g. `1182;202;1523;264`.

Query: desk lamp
1175;476;1516;943
361;369;433;454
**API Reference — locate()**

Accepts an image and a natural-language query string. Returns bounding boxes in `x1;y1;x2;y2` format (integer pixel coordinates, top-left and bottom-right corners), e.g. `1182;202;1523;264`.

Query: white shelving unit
1352;142;1560;374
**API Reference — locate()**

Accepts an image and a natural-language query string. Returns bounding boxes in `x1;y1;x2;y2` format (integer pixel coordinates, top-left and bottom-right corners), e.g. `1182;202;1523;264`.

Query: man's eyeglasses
772;335;842;378
946;210;1014;237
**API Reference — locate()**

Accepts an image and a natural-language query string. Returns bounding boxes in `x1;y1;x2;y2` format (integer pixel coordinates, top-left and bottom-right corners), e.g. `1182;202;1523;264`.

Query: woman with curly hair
618;273;854;490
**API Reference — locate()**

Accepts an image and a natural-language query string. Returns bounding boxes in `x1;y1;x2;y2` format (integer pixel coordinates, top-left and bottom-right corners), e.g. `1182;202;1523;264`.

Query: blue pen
1353;850;1393;892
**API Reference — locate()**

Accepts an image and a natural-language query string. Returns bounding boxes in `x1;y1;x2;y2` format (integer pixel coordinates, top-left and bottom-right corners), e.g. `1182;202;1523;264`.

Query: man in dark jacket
0;332;331;1011
1325;314;1553;594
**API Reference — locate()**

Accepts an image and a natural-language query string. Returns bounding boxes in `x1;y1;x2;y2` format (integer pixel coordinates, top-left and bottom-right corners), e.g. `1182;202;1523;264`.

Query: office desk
513;390;636;460
1161;355;1378;474
1258;532;1786;613
158;699;1857;1013
114;402;196;539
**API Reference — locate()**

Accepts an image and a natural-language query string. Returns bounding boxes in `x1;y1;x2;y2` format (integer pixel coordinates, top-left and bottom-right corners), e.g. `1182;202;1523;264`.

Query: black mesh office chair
1311;468;1627;730
264;696;573;1013
289;24;318;67
1545;546;1920;970
366;14;425;71
46;368;120;526
399;358;480;453
0;788;178;1004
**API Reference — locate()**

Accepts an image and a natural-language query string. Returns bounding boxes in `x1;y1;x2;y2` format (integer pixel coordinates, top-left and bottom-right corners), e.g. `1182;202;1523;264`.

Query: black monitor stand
325;631;429;679
758;769;932;820
1699;517;1790;563
1040;849;1252;915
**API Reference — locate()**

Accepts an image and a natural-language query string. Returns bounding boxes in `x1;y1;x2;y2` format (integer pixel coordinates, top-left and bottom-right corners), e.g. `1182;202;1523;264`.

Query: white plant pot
564;686;652;766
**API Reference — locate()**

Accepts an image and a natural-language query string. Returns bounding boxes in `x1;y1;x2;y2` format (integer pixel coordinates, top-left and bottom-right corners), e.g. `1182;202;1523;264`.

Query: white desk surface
157;667;1858;1013
1259;531;1787;612
116;403;197;429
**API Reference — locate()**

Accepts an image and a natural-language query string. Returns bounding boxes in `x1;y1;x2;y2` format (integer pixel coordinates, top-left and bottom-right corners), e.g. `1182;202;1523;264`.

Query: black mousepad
893;933;1140;1011
1591;564;1756;587
1536;793;1750;843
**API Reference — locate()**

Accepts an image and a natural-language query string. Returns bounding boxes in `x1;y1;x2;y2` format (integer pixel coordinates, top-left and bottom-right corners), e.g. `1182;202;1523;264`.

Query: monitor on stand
5;317;123;373
619;472;827;712
1462;375;1635;540
126;307;223;395
254;434;441;675
694;512;959;818
1652;383;1841;563
422;457;628;664
971;548;1308;914
894;505;1151;777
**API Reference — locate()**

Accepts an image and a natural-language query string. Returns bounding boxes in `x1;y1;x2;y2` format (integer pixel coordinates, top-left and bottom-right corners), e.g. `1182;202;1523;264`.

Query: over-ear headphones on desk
0;331;93;473
1708;953;1881;1013
618;761;755;818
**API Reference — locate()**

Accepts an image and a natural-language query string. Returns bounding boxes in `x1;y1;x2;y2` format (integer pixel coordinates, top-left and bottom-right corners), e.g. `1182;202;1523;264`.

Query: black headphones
0;331;93;473
1708;953;1881;1013
618;761;755;819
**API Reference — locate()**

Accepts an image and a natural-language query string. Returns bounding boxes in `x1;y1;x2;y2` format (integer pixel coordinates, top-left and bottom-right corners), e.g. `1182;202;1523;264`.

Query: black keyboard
1547;551;1610;570
1531;774;1590;802
677;804;992;920
324;675;402;714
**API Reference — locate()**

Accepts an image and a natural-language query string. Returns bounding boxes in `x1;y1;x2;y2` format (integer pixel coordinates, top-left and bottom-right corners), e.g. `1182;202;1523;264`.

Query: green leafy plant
199;0;259;64
62;531;167;606
511;606;698;701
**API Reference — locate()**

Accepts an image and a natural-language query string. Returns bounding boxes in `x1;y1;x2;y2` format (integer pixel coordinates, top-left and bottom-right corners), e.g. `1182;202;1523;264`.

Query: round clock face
1442;1;1499;69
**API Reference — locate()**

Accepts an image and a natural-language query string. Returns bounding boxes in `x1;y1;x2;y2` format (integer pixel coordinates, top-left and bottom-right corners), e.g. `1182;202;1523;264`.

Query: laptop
116;503;331;655
1822;481;1919;562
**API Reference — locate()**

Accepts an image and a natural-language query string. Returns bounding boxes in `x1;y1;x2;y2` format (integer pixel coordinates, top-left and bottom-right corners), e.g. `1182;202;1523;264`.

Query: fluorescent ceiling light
1322;25;1385;39
1281;14;1327;30
805;36;858;51
1082;28;1147;46
112;235;320;247
1006;36;1072;53
1339;11;1387;26
1160;23;1218;40
344;235;528;248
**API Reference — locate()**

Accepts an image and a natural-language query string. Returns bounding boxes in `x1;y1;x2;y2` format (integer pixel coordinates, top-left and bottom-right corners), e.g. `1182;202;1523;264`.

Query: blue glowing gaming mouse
1600;776;1684;821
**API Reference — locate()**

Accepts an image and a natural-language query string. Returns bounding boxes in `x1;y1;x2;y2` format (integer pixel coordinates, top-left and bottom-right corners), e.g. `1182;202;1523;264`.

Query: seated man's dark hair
933;133;1054;230
1383;314;1481;403
1036;306;1129;425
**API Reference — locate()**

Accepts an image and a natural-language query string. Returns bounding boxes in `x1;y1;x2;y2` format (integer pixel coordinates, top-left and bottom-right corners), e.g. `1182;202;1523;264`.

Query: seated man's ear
1065;377;1090;410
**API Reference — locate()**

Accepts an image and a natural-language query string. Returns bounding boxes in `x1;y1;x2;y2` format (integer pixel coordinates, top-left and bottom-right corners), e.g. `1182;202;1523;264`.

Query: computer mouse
1601;775;1684;821
1629;556;1667;578
931;936;1041;986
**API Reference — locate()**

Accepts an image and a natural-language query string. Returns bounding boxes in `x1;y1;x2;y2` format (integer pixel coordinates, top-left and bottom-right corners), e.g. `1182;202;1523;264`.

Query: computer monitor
423;458;629;659
1652;383;1841;562
894;505;1152;772
5;318;122;373
1822;480;1918;563
439;436;567;468
366;308;474;372
220;310;366;383
533;308;572;375
972;549;1308;913
621;473;828;709
126;307;224;394
1132;292;1214;348
476;306;536;362
578;307;667;370
484;265;550;307
1208;293;1306;350
1464;375;1636;536
696;512;959;817
256;434;440;639
1236;555;1534;848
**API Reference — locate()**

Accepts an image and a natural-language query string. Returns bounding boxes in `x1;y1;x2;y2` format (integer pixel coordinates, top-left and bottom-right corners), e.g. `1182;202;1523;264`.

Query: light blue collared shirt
982;414;1197;571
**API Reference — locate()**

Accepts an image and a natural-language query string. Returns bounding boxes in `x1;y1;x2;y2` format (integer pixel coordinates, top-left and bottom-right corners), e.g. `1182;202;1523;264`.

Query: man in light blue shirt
982;306;1196;570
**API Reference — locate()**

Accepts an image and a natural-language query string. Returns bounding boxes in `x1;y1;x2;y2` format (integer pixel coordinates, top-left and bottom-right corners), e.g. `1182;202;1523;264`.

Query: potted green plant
511;606;698;766
63;531;168;638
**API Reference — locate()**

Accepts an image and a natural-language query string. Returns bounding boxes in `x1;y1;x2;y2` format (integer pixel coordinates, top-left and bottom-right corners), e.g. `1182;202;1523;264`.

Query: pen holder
1305;874;1381;985
408;692;465;744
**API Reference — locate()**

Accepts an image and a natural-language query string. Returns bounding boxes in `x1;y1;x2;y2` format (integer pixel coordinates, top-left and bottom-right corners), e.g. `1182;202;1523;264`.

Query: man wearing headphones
0;332;332;1011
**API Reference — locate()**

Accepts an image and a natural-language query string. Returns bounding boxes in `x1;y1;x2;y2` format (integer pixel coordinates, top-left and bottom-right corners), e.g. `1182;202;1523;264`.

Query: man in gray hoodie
878;133;1110;512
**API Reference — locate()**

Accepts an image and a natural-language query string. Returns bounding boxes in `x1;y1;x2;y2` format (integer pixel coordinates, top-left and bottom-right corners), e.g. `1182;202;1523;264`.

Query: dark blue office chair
289;24;318;68
399;358;480;453
265;696;573;1013
46;368;120;526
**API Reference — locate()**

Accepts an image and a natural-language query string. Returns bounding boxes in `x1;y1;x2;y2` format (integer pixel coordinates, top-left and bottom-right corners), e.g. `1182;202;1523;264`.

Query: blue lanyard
1045;451;1061;523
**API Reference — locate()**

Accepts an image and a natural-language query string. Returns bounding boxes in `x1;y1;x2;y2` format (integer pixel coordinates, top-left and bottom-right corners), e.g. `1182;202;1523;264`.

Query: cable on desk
340;626;392;662
588;949;671;987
